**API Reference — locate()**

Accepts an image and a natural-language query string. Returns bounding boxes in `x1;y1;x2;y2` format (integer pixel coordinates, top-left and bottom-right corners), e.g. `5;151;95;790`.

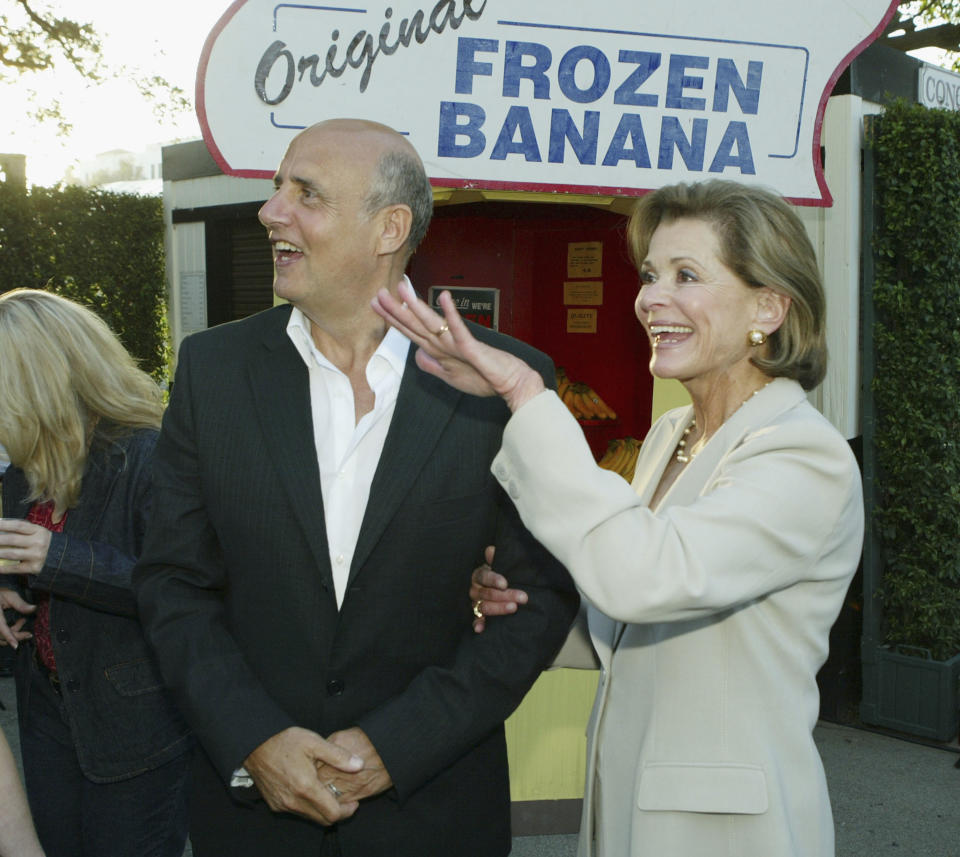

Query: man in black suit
134;118;578;857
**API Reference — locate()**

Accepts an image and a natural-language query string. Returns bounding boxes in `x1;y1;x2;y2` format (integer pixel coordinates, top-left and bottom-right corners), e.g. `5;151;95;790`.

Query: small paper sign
563;281;603;306
567;309;598;333
567;242;603;278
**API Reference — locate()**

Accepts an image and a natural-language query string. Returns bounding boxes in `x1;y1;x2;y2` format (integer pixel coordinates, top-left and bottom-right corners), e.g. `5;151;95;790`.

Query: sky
0;2;954;188
0;0;231;186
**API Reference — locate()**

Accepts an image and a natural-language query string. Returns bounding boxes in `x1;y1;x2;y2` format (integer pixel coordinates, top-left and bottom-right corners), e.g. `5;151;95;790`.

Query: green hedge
871;100;960;660
0;183;168;380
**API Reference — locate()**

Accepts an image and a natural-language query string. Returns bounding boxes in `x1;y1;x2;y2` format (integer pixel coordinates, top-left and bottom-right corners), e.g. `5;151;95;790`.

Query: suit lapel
64;441;123;535
587;407;691;664
247;314;332;582
668;377;805;506
1;448;115;531
349;350;461;578
631;408;693;507
586;604;618;671
598;379;806;658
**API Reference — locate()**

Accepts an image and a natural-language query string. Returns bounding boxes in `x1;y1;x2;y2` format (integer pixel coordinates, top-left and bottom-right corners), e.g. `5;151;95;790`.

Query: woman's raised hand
372;281;545;413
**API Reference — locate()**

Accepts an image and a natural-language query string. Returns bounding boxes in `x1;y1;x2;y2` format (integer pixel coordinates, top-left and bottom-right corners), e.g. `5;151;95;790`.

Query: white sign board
918;62;960;111
198;0;897;206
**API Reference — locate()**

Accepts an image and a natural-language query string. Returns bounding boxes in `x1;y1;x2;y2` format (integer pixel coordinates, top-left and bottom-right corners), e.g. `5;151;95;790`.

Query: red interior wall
409;207;518;332
410;202;653;459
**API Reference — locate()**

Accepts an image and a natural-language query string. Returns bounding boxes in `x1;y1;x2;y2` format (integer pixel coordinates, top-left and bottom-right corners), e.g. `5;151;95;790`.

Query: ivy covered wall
870;100;960;659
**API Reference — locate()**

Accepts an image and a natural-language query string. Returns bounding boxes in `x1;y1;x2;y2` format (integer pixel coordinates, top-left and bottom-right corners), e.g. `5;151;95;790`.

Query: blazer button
56;629;70;644
66;679;80;694
326;679;345;696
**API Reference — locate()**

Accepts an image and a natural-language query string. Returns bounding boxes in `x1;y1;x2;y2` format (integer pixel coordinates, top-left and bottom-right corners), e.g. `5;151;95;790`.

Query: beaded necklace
674;380;773;464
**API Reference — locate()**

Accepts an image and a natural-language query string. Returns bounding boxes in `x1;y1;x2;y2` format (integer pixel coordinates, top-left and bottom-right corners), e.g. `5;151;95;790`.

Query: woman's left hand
0;589;35;648
372;280;546;413
470;546;529;634
0;519;52;575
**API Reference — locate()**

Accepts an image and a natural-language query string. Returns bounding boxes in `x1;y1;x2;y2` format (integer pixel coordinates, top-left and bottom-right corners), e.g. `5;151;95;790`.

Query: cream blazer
492;378;864;857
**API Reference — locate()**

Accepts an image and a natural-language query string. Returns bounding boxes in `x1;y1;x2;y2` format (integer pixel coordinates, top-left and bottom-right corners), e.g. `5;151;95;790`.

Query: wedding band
473;600;484;619
436;323;449;336
326;781;343;799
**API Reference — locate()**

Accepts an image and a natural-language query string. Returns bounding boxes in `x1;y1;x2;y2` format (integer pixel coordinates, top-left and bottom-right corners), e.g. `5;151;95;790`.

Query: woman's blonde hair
627;180;827;390
0;289;163;515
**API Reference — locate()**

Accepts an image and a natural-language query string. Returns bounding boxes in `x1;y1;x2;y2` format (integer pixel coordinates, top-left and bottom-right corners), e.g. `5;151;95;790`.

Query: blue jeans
18;656;190;857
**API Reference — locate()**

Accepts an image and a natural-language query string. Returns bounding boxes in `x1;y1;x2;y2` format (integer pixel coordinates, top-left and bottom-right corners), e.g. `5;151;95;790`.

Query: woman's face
635;217;765;390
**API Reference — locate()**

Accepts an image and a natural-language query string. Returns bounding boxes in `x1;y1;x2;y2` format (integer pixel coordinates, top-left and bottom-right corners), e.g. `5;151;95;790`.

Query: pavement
1;676;957;856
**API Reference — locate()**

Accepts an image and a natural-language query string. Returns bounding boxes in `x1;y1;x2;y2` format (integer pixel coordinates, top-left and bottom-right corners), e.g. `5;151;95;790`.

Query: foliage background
870;99;960;659
883;2;960;65
0;182;168;380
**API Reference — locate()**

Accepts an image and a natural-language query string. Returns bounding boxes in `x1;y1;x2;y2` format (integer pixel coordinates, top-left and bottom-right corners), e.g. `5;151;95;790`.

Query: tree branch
883;13;917;39
883;21;960;52
2;0;101;78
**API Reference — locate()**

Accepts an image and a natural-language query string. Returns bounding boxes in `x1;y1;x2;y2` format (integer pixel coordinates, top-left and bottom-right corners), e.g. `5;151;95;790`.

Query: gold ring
326;781;343;799
436;323;449;336
472;599;484;619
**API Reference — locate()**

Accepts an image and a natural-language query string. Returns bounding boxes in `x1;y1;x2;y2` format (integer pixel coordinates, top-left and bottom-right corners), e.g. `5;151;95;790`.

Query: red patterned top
27;501;66;673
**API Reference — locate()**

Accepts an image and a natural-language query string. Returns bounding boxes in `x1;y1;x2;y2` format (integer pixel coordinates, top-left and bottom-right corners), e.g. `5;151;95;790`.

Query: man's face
258;125;383;314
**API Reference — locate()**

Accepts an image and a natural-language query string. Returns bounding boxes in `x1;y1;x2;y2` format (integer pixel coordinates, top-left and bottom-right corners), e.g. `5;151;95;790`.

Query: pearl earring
748;329;766;347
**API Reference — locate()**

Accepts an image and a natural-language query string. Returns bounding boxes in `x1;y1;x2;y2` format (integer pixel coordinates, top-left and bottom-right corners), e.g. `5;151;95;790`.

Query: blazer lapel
631;407;694;507
2;441;121;536
588;407;692;665
64;441;125;535
662;377;806;506
597;380;806;658
247;315;332;582
586;605;618;671
349;350;461;578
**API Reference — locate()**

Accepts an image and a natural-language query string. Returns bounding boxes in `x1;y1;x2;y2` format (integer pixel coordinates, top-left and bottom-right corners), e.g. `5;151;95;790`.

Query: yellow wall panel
505;668;599;800
651;377;691;422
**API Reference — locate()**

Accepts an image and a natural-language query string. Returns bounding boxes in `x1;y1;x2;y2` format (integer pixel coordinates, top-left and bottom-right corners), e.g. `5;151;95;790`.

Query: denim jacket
3;427;192;782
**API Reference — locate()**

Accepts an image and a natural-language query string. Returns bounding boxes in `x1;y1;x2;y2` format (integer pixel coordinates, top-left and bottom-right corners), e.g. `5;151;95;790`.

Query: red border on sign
802;0;899;207
196;0;252;179
195;1;902;206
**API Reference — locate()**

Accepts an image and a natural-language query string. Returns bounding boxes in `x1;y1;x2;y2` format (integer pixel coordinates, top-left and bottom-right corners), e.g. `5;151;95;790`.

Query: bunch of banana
598;436;642;482
556;368;617;421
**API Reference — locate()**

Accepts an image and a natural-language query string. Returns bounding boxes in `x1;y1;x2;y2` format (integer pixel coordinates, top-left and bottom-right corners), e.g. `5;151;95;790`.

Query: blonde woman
0;290;191;857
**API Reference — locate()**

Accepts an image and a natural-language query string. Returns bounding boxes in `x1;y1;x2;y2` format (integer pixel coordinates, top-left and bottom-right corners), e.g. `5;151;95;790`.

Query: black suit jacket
134;304;578;857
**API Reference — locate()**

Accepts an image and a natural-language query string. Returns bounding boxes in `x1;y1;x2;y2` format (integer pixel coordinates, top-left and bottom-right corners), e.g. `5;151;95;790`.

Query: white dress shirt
231;298;410;787
286;305;410;608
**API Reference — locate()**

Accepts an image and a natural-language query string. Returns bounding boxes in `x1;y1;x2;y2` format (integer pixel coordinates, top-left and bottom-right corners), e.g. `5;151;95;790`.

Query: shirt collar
285;285;411;378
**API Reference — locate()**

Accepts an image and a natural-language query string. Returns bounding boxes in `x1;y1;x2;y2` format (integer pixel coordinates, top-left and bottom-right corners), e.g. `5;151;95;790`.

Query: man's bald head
295;119;433;255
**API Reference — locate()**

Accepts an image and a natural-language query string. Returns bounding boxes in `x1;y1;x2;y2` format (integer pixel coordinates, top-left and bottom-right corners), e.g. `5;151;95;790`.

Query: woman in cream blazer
492;377;861;856
372;180;865;857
